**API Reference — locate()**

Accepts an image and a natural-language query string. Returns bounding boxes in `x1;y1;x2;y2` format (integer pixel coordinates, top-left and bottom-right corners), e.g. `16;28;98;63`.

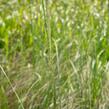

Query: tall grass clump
0;0;109;109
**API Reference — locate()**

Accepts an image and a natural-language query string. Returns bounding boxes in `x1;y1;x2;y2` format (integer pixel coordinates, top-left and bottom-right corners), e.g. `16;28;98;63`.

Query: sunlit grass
0;0;109;109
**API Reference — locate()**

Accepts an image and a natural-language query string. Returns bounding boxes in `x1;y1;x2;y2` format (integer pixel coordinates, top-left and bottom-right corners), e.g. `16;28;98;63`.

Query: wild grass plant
0;0;109;109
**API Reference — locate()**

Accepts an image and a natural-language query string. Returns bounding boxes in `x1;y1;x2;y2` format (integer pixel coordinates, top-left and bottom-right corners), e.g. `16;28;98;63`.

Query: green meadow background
0;0;109;109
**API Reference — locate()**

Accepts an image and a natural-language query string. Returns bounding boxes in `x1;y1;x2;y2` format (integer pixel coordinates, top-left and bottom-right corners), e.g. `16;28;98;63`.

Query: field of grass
0;0;109;109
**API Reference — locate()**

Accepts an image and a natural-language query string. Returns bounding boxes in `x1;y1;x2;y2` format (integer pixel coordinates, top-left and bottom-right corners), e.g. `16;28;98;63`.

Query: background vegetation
0;0;109;109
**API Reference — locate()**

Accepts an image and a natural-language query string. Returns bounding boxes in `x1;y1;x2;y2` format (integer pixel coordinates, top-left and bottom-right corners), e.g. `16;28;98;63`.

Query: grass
0;0;109;109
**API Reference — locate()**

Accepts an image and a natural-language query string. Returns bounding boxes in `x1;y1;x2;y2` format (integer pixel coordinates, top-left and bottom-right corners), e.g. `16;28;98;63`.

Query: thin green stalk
54;39;61;109
42;0;52;60
0;65;25;109
46;0;52;60
41;0;47;36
